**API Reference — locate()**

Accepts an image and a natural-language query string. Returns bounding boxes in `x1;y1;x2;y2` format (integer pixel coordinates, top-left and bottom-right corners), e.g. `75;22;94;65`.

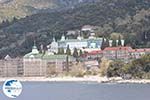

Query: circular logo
3;79;22;98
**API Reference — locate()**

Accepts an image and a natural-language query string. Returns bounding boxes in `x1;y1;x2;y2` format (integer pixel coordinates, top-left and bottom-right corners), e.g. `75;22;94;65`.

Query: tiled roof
88;50;103;55
130;48;150;53
104;46;132;51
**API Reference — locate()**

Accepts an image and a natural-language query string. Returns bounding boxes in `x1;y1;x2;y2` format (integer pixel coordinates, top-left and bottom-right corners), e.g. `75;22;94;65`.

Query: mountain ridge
0;0;99;22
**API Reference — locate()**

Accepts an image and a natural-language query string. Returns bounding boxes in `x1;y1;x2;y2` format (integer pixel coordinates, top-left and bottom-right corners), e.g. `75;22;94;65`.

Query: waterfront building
103;46;132;61
23;44;47;76
103;46;150;61
0;56;23;77
81;50;103;61
130;48;150;59
23;44;76;76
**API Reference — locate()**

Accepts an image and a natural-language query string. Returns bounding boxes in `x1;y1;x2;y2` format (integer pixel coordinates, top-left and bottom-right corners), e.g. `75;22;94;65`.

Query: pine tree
105;38;109;47
66;45;71;55
101;38;109;50
112;39;116;47
118;35;122;46
66;55;69;72
79;50;83;56
101;38;105;50
73;48;78;58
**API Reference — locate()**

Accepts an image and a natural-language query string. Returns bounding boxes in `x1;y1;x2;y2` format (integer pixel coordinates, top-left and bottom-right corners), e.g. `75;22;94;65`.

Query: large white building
48;33;103;53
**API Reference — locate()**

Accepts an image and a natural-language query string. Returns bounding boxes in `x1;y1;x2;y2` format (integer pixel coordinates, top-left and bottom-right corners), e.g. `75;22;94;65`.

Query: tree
101;38;109;50
112;39;116;47
99;57;112;76
79;50;83;56
107;60;125;77
101;38;105;50
106;38;110;47
66;55;69;72
73;48;78;58
118;35;122;46
66;45;71;55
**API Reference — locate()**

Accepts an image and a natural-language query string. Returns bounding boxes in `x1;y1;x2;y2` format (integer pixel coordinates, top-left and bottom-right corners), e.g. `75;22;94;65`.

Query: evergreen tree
101;38;105;50
66;55;69;72
118;35;122;46
101;38;109;50
66;45;71;55
105;38;110;47
112;39;116;47
79;50;83;56
73;48;78;58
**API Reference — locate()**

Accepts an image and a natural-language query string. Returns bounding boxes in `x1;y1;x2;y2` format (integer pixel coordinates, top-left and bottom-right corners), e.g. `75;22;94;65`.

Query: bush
99;57;112;76
69;62;86;77
107;54;150;79
107;60;125;77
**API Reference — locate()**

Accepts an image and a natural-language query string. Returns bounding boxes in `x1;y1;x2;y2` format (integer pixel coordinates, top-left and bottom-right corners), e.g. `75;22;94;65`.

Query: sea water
0;82;150;100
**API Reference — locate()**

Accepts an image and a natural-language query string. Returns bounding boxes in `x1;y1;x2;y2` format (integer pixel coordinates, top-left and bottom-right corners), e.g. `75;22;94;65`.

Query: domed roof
32;44;39;54
60;34;65;41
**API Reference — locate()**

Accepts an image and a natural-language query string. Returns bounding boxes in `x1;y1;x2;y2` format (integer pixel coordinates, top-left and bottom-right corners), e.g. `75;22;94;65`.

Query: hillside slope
0;0;149;58
0;0;98;22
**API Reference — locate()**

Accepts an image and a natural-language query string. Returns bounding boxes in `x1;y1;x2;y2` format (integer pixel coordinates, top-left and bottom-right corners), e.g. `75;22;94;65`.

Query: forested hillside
0;0;149;58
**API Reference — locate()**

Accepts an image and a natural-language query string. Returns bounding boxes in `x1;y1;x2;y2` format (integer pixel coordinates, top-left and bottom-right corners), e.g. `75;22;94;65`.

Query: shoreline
0;76;150;84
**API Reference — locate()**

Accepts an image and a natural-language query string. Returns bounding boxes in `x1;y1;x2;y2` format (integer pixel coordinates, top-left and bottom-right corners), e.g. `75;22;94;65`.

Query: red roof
130;48;150;53
104;46;132;51
88;50;103;55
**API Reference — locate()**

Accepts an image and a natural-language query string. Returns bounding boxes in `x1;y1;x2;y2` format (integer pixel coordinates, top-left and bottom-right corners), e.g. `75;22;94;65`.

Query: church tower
60;34;65;41
32;41;39;54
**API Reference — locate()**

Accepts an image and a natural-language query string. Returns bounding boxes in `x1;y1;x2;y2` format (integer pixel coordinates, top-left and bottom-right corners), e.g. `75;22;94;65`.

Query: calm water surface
0;82;150;100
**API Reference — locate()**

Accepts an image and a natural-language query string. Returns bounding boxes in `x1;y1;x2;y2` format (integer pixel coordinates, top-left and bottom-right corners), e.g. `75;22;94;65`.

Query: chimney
109;40;113;47
121;40;125;46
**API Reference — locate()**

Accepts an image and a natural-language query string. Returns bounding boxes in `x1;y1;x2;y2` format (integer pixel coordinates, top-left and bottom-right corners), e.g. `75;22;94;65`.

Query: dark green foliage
107;54;150;79
73;48;78;58
101;38;109;50
79;50;83;56
118;35;122;46
112;40;116;47
0;0;150;58
107;61;125;77
66;45;71;55
66;55;69;72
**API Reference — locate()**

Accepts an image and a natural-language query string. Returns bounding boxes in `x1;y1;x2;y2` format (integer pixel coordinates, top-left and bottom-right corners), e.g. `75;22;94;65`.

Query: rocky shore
0;76;150;84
